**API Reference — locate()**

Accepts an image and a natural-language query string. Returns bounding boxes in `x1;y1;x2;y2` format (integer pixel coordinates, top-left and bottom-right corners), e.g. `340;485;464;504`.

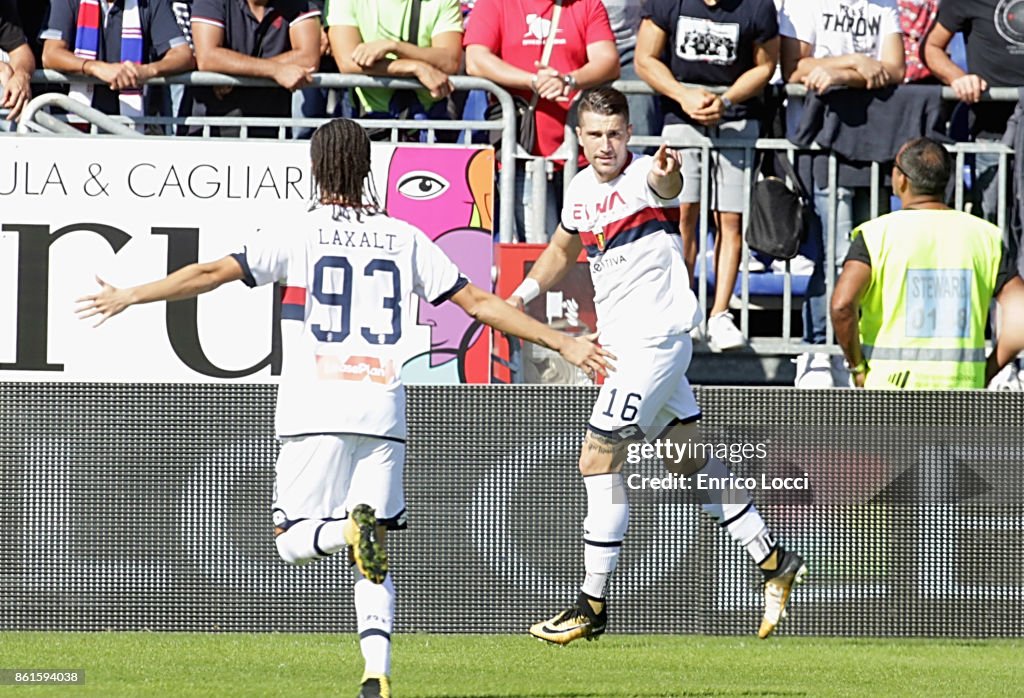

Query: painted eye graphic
396;171;450;200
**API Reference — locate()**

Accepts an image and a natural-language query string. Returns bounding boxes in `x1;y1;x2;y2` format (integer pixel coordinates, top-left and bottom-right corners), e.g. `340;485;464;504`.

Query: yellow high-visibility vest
856;209;1002;389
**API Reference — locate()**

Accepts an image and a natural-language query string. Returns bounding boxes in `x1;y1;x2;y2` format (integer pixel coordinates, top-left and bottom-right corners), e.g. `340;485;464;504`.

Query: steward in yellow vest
831;137;1023;389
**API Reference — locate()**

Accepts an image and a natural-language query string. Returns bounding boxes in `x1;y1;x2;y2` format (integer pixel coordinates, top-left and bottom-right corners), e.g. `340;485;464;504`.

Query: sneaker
707;311;746;351
830;354;853;388
358;675;391;698
746;254;766;273
344;504;388;584
989;361;1023;391
758;549;808;639
793;352;835;388
529;593;608;645
771;255;815;276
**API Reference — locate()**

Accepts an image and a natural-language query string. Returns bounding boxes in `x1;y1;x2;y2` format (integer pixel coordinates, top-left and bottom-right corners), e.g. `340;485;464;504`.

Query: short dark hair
577;86;630;123
896;137;952;197
310;118;382;215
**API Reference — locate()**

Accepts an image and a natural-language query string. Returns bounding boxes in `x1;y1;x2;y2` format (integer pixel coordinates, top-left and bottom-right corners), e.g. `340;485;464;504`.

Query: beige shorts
662;119;758;213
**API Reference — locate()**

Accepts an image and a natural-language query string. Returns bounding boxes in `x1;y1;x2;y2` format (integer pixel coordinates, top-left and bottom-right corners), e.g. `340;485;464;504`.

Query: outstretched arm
75;256;245;326
507;227;583;309
451;282;615;378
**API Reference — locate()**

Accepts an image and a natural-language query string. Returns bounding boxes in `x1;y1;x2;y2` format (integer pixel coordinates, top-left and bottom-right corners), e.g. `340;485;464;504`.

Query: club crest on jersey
595;230;606;251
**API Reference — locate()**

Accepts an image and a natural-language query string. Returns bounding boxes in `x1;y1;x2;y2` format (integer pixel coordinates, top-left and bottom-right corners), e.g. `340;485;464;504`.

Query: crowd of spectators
1;0;1022;382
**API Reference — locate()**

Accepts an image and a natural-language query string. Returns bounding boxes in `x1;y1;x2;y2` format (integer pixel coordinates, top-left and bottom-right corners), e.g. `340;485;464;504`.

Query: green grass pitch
0;633;1020;697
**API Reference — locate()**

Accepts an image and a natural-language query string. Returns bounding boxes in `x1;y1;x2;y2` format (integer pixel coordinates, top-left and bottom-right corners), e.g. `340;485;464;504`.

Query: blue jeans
973;139;1003;224
291;88;351;140
512;160;562;242
802;187;885;344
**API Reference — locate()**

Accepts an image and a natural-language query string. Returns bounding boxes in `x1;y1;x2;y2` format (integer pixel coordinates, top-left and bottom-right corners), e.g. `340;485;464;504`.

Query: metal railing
554;80;1020;354
10;71;1020;355
17;70;519;240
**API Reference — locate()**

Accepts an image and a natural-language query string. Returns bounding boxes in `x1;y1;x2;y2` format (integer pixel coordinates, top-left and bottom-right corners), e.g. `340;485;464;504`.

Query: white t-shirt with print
780;0;901;60
780;0;902;133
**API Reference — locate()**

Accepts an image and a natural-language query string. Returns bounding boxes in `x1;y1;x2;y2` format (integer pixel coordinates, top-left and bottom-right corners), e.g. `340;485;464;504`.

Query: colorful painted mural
386;148;495;384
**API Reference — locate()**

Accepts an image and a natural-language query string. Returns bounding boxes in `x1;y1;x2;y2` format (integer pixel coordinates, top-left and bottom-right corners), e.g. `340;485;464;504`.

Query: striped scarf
71;0;144;120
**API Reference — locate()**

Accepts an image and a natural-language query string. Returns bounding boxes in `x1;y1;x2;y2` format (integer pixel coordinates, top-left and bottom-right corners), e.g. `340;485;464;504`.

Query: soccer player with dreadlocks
76;118;614;698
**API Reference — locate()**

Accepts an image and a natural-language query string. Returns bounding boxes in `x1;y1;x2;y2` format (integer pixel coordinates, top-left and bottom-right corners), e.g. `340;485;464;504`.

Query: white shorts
271;434;407;531
588;334;702;441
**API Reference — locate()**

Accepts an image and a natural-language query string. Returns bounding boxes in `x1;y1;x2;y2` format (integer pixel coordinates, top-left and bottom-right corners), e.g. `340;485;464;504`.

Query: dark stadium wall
1;383;1021;637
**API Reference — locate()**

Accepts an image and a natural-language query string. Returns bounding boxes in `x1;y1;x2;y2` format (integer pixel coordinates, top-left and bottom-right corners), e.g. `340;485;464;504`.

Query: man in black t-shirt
924;0;1024;225
185;0;321;137
0;0;33;122
635;0;779;352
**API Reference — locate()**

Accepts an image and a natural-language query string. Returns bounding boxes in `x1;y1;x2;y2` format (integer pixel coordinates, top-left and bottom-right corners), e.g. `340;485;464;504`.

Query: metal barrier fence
7;72;1021;355
2;382;1022;636
571;81;1020;354
13;71;520;242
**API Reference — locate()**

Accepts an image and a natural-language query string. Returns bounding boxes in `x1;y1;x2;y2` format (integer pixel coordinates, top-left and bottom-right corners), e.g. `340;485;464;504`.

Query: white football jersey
235;206;465;440
561;154;699;346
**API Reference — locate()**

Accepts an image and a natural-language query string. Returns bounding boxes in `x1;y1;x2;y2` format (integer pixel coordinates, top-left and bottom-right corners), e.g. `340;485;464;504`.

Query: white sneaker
989;362;1023;391
794;352;835;388
830;354;853;388
707;311;746;351
746;254;766;273
771;255;815;276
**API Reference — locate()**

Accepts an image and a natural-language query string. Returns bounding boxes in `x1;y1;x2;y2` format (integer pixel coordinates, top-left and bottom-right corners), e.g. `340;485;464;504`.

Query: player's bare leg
529;427;637;645
679;202;700;289
660;420;808;638
702;211;746;351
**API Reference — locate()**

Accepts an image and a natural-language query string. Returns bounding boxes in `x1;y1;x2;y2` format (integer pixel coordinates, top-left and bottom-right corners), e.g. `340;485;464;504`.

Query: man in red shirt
900;0;938;84
464;0;619;241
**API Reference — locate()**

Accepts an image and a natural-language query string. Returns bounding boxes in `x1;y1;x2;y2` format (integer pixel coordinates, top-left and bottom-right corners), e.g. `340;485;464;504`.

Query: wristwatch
562;73;577;91
845;358;869;375
720;96;734;110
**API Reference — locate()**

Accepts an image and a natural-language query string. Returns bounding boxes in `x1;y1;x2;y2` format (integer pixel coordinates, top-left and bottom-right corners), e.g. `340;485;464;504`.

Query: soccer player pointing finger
510;88;806;646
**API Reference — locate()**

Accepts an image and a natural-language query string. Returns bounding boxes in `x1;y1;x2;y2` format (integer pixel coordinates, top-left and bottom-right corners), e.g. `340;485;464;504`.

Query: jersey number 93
312;255;402;346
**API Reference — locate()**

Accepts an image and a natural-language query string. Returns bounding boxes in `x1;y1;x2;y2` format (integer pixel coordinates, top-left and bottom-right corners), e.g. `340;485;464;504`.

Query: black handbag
746;153;812;260
484;0;561;155
485;95;536;153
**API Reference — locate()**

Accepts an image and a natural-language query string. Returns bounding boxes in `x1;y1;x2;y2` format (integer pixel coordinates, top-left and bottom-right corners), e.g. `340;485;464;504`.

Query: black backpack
746;153;812;260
